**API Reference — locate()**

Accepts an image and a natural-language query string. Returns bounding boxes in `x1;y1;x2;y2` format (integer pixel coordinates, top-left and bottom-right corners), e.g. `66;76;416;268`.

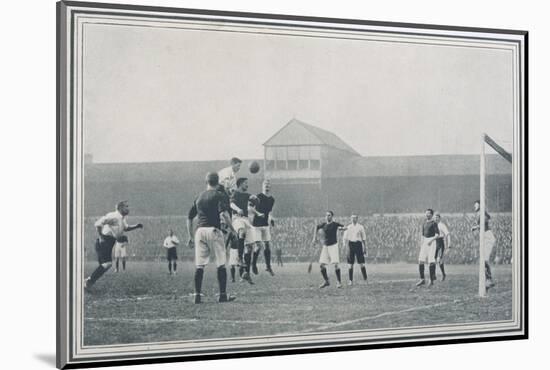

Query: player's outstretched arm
125;223;143;232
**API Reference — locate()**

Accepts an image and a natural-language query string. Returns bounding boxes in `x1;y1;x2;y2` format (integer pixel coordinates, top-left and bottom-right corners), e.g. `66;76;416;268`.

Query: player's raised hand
136;223;143;229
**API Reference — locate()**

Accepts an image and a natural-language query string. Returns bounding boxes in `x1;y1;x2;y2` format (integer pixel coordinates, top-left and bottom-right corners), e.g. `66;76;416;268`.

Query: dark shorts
435;238;445;260
95;236;116;264
347;241;365;264
166;247;178;261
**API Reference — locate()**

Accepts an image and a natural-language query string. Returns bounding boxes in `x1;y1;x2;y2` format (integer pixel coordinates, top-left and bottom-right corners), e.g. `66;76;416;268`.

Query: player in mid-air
343;214;368;285
85;201;143;291
230;177;264;284
218;157;242;193
163;229;180;275
472;200;496;290
187;172;236;303
434;213;451;281
416;208;440;287
250;179;276;276
312;211;346;289
114;235;128;273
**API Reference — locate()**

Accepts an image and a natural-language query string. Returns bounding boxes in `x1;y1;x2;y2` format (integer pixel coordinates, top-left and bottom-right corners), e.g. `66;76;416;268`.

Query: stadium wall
84;174;511;217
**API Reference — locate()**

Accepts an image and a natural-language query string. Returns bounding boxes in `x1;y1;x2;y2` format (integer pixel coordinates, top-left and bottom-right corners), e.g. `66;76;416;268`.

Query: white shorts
194;227;226;267
228;248;239;265
114;242;127;258
483;230;496;262
319;243;340;265
418;238;436;264
232;216;256;244
254;226;271;242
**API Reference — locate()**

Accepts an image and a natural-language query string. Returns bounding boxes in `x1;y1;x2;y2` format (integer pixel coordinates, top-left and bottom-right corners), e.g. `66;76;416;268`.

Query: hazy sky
83;23;514;163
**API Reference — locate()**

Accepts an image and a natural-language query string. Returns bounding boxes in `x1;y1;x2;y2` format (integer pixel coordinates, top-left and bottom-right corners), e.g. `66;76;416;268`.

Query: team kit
84;158;496;303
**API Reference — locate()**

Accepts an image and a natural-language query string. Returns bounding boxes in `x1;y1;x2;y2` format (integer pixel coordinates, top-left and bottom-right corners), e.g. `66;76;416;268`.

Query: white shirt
94;210;128;238
437;222;450;238
218;166;237;191
344;223;366;242
163;235;180;248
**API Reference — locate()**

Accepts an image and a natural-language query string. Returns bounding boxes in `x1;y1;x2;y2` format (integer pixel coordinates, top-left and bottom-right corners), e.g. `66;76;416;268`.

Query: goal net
479;134;512;297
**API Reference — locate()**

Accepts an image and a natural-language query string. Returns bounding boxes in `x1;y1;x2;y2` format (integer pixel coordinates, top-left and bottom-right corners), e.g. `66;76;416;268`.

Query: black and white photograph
56;0;528;368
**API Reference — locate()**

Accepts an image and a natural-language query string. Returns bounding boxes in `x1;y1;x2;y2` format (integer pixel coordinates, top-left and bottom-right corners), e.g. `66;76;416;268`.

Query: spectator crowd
84;214;512;265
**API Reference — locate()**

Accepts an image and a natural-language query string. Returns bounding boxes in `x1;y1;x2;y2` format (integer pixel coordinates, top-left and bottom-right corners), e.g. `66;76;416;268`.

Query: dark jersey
231;190;251;217
225;232;238;250
253;193;275;227
188;189;229;229
422;219;439;238
317;222;344;246
475;211;491;231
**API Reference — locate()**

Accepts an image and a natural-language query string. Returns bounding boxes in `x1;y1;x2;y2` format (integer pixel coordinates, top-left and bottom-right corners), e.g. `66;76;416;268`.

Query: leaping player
230;177;264;284
218;157;242;194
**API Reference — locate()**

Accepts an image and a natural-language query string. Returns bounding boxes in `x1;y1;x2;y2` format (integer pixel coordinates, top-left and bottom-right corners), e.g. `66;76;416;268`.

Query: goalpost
479;133;512;297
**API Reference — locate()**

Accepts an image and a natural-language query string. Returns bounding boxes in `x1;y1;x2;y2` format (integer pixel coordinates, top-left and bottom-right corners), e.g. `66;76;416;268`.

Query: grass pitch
83;262;513;346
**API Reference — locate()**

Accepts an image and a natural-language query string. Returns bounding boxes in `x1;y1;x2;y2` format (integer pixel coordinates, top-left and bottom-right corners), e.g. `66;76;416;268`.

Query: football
248;161;260;174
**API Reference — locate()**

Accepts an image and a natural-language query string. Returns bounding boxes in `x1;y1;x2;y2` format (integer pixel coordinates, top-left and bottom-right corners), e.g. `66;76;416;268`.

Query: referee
84;201;143;291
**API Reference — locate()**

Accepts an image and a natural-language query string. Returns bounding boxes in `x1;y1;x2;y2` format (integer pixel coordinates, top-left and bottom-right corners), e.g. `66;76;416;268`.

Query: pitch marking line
85;279;419;304
85;317;327;326
300;290;511;333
